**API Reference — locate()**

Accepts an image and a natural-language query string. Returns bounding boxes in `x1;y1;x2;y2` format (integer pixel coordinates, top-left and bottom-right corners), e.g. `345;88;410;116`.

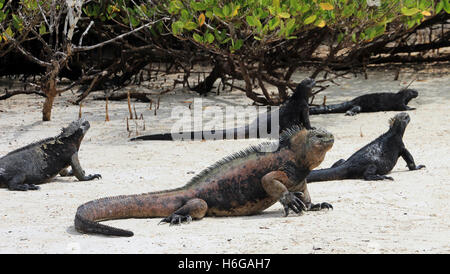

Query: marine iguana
0;119;101;191
75;126;334;237
306;112;424;183
129;78;315;141
309;89;418;116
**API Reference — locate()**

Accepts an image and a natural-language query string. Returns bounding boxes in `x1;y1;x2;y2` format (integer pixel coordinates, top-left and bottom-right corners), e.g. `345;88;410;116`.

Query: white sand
0;70;449;254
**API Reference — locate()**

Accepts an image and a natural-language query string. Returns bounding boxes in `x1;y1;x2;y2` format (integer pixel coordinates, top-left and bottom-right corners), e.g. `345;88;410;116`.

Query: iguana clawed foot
279;191;307;217
409;164;425;170
364;174;394;181
85;174;102;180
10;183;40;191
159;214;193;226
309;202;333;211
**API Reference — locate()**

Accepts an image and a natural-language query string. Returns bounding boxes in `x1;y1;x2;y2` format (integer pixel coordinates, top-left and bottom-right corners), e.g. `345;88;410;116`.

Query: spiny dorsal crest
389;113;409;128
184;124;304;188
279;124;304;147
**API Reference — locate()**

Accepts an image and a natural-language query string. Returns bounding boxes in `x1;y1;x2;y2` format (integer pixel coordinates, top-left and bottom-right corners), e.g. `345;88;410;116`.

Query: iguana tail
309;101;352;115
306;165;348;183
74;192;185;237
130;126;250;141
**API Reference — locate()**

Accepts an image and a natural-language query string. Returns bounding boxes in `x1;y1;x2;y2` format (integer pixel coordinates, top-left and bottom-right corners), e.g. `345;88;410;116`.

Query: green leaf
285;18;296;35
180;9;190;21
268;17;280;30
342;5;354;18
304;15;317;25
223;4;231;17
401;7;420;16
193;33;203;43
184;21;198;30
278;12;290;18
290;0;299;11
206;33;214;43
436;1;444;13
171;20;184;35
233;39;243;50
444;0;450;13
191;1;206;11
39;23;47;35
246;15;257;26
213;6;224;17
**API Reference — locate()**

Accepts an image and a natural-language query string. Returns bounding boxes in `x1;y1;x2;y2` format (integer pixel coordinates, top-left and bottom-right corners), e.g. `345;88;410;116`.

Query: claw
320;202;333;210
310;202;333;211
159;214;193;226
28;184;40;190
279;192;306;217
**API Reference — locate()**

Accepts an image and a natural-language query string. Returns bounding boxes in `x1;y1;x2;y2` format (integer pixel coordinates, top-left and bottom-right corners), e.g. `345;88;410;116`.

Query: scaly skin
129;78;315;141
307;112;425;183
0;119;101;191
75;126;334;237
309;89;418;116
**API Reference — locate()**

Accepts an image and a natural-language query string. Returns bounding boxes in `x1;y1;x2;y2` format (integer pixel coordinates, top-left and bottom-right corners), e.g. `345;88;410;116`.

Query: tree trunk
42;92;56;121
42;65;59;121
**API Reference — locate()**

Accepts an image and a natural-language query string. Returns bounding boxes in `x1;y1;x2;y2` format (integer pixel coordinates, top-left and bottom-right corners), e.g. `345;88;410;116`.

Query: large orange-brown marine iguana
307;112;424;183
130;78;315;141
309;89;418;116
75;126;334;237
0;119;101;191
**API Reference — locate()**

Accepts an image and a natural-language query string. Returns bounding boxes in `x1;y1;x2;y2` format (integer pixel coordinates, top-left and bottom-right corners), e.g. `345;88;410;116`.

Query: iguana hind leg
363;164;393;181
7;174;40;191
159;198;208;225
59;168;73;177
331;159;346;168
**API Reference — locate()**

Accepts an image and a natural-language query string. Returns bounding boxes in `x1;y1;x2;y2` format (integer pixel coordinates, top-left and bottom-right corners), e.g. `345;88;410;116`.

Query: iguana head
389;112;410;135
397;88;418;104
287;127;334;170
60;118;90;148
291;77;316;99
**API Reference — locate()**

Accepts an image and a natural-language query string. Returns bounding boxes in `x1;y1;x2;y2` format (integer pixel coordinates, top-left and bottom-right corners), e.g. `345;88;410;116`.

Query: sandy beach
0;69;449;253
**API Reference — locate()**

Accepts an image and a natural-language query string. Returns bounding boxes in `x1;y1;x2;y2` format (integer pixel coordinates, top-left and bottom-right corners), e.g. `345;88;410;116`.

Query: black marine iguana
0;119;101;191
75;126;334;237
130;78;315;141
309;89;418;116
306;112;424;183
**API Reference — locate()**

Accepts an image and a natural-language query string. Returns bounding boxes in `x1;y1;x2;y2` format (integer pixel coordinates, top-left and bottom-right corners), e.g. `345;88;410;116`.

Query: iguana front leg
159;198;208;225
400;148;425;170
301;106;313;130
261;171;307;216
70;153;102;181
